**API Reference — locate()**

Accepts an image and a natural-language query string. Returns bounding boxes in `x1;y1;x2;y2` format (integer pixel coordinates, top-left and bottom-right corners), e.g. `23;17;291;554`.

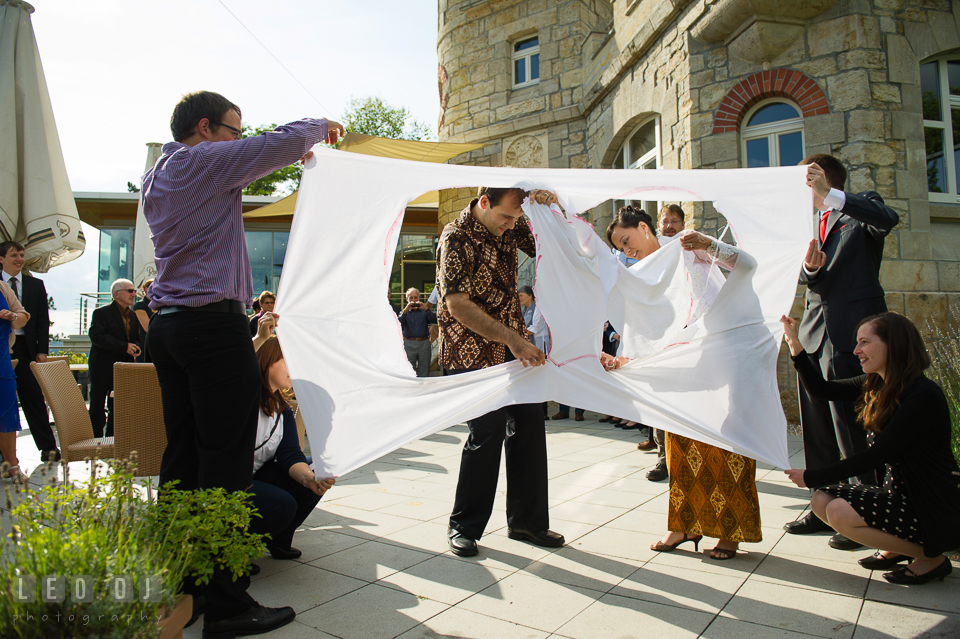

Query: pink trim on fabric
385;209;405;267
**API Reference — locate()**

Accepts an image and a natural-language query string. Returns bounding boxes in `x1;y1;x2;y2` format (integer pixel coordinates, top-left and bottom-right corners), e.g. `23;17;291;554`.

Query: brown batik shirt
437;199;536;370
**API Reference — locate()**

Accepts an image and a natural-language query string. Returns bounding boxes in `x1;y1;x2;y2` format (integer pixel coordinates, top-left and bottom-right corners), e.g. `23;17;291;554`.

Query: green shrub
0;457;265;638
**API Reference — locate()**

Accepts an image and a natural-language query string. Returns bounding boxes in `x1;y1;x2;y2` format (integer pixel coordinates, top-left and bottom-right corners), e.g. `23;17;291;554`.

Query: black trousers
447;368;550;540
148;310;261;621
798;338;877;488
88;376;114;438
250;459;321;551
11;337;57;452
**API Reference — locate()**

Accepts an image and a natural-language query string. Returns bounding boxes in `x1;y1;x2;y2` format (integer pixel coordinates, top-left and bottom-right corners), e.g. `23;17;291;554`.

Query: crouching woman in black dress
781;312;960;585
250;337;335;560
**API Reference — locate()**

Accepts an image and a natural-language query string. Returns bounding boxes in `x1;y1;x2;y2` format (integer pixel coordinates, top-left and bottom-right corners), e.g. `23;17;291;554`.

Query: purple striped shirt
141;119;329;310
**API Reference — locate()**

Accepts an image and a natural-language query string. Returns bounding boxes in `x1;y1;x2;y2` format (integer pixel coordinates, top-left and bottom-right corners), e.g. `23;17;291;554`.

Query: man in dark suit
0;241;59;461
785;154;899;549
88;279;140;438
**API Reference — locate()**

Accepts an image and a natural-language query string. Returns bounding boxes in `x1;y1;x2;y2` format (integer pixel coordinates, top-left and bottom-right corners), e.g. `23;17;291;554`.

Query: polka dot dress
820;466;921;544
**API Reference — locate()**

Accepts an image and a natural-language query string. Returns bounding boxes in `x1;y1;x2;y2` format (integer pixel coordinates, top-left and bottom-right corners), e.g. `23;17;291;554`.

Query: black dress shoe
202;604;296;638
41;449;62;463
447;528;478;557
783;512;832;535
828;533;864;550
249;563;260;576
859;551;910;571
266;545;302;560
186;595;206;629
883;558;953;585
507;527;565;548
646;461;668;482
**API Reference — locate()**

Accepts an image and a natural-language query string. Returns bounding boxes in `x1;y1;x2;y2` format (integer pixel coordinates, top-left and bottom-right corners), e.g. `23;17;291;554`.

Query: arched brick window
713;69;828;134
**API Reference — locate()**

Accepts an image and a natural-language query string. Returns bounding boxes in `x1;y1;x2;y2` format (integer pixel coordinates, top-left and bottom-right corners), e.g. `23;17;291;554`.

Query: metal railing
74;292;114;335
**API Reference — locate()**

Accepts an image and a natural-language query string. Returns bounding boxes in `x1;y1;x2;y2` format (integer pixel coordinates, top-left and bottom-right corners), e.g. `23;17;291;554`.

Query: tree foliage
342;96;432;141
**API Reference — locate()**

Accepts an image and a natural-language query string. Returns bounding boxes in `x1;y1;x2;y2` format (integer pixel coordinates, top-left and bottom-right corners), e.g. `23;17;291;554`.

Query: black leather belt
157;300;247;316
405;337;429;341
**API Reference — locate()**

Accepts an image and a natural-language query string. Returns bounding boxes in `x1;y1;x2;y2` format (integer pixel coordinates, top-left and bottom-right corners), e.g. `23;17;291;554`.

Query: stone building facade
436;0;960;422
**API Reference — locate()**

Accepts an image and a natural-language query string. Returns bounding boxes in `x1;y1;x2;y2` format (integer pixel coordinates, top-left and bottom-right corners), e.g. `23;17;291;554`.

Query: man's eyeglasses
211;120;243;140
120;288;136;294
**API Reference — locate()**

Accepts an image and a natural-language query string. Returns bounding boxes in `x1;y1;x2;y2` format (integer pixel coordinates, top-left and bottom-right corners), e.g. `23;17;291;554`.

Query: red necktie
819;211;829;243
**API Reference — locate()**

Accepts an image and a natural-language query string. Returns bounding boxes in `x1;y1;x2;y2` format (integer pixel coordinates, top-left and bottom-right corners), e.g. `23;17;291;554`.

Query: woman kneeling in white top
250;337;334;560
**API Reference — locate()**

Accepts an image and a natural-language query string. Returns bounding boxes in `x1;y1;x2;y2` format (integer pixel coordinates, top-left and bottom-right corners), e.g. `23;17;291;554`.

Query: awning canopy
243;133;485;219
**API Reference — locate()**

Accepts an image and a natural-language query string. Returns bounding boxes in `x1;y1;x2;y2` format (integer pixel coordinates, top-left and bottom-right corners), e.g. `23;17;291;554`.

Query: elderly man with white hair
88;278;141;437
398;287;437;377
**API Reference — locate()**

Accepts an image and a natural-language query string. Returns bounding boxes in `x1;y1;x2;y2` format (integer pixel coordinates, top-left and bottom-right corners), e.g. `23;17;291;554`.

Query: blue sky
29;0;440;334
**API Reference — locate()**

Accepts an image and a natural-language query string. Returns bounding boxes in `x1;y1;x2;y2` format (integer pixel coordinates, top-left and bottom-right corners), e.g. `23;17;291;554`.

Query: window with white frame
512;37;540;88
920;56;960;202
740;100;805;169
610;117;661;219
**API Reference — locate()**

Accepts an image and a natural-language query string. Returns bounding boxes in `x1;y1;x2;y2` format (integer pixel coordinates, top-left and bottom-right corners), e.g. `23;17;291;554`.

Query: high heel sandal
2;464;27;485
709;545;739;560
599;415;614;423
650;534;702;553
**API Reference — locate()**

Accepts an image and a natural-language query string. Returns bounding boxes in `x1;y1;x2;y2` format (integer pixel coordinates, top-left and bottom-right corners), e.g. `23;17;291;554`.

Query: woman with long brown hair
249;336;334;561
782;311;960;584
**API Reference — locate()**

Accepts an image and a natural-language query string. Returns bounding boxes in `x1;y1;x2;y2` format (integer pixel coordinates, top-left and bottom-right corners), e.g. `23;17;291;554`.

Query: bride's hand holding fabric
680;231;713;252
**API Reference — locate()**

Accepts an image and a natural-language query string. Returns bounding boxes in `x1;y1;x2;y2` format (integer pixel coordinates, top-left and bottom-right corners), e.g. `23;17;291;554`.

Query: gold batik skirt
665;433;762;543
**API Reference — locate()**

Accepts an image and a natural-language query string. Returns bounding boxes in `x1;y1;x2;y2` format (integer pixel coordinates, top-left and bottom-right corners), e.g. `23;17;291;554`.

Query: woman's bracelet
301;471;314;486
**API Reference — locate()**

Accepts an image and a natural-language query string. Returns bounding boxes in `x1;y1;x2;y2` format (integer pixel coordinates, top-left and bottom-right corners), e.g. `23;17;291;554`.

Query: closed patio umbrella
132;142;162;286
0;0;84;271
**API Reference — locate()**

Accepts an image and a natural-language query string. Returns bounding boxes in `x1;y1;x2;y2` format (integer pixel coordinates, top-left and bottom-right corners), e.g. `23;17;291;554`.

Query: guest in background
399;288;437;377
0;279;29;484
249;290;276;336
249;337;334;561
525;289;551;419
88;279;140;438
782;312;960;584
0;241;58;462
598;322;622;424
133;278;155;363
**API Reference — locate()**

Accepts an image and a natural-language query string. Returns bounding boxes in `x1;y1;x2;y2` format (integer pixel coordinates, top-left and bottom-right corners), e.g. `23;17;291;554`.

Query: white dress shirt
1;271;24;336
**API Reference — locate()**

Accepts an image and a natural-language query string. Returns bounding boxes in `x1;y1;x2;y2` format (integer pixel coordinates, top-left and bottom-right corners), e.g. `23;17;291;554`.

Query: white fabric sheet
276;149;811;476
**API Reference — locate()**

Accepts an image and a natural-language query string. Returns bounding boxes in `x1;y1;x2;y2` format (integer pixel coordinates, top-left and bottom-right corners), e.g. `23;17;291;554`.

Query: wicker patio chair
30;360;115;462
112;363;167;477
45;355;71;365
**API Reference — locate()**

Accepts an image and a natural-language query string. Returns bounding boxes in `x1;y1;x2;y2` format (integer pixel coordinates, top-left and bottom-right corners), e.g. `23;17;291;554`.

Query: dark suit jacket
6;273;50;360
798;191;899;354
88;301;135;386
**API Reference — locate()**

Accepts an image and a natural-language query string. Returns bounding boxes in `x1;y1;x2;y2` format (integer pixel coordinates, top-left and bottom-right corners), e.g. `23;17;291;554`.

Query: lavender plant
927;309;960;465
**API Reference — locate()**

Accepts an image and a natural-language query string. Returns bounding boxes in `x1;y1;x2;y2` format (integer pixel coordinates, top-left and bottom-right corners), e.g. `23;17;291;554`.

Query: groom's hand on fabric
803;239;826;270
530;190;558;206
510;336;546;368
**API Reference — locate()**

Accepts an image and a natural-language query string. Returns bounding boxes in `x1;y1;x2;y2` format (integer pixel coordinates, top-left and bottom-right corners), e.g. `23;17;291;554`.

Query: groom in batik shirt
436;186;564;557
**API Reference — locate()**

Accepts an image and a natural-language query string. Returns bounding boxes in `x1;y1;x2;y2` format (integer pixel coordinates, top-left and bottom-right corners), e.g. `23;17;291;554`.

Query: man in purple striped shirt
141;91;342;637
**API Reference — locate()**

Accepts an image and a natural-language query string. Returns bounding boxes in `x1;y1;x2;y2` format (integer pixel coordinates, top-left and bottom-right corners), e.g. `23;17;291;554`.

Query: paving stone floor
4;412;959;638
